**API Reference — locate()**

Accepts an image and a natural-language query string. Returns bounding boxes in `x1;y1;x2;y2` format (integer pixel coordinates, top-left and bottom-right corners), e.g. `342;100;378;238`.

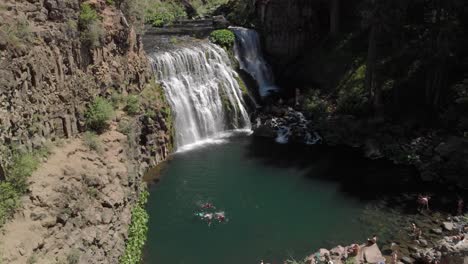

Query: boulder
213;15;229;29
400;256;415;264
442;222;454;231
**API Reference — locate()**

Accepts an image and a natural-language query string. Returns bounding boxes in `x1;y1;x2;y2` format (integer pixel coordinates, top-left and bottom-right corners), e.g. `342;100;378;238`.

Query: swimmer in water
201;202;215;209
203;213;213;226
215;212;226;222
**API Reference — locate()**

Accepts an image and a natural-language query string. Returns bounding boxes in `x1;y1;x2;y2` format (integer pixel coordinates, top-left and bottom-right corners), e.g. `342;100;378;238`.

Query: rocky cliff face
0;0;170;174
0;0;172;262
0;0;139;159
256;0;320;69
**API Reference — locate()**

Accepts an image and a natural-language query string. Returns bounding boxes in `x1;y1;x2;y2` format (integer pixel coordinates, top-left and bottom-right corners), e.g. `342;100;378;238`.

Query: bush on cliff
336;64;369;116
0;182;20;226
0;146;50;227
79;3;103;48
209;29;235;47
145;1;186;27
304;90;329;119
119;189;149;264
124;95;140;116
85;97;115;133
0;17;32;49
83;132;103;153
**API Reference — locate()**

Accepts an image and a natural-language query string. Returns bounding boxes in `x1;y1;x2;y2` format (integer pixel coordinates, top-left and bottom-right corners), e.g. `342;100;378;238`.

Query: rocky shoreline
252;106;468;264
252;105;468;190
303;215;467;264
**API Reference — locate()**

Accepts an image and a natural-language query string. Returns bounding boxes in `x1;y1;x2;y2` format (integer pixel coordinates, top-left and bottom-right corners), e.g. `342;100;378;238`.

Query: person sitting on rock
347;244;359;256
367;234;377;245
391;250;398;264
417;195;431;211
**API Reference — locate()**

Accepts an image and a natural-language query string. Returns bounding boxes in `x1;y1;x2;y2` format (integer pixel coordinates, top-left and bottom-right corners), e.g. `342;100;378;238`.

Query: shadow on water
246;136;466;214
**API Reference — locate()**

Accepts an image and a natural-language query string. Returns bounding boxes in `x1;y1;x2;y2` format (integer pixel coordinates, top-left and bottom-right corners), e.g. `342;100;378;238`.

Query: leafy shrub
79;3;103;48
0;146;50;227
209;29;235;47
191;0;229;16
120;189;149;264
117;120;132;135
124;95;140;116
80;21;104;48
145;1;186;27
0;18;32;48
79;3;98;28
106;0;115;5
26;254;38;264
304;91;329;119
67;249;80;264
120;0;146;34
83;132;103;153
0;182;20;226
85;97;114;133
8;153;40;193
336;64;369;116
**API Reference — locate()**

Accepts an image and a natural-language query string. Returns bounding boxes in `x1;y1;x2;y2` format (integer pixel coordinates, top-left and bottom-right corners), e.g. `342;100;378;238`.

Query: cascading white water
148;42;251;150
231;27;278;97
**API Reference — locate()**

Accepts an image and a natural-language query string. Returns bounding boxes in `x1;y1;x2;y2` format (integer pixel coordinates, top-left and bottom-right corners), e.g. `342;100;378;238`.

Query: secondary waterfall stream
148;42;251;150
232;27;278;97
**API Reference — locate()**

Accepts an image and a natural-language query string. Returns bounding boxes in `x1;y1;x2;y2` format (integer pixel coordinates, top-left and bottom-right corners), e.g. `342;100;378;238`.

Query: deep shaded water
143;135;456;264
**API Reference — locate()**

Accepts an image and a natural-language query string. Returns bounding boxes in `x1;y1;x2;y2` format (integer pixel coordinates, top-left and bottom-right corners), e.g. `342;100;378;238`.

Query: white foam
176;129;253;153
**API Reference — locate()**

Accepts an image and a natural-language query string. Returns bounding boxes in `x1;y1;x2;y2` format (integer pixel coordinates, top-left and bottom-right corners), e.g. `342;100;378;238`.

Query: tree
330;0;340;36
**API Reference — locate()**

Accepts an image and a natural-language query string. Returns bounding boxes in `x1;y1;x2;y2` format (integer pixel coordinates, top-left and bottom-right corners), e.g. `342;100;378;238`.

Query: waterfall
148;42;251;150
231;27;278;97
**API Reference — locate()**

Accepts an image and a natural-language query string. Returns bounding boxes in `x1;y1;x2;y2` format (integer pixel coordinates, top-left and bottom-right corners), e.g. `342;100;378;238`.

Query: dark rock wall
0;0;171;170
258;0;320;67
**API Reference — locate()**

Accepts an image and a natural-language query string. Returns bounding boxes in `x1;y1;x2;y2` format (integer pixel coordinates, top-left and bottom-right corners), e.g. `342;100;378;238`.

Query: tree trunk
365;25;377;99
330;0;340;36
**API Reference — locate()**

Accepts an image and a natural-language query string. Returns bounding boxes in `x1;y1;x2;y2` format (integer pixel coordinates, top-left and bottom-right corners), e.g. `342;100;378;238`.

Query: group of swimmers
195;202;227;226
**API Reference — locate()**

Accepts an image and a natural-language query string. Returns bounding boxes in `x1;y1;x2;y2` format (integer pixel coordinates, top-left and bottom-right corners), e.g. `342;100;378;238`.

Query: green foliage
145;1;186;27
120;0;146;34
79;3;98;28
336;64;369;116
67;249;80;264
79;3;103;48
124;95;140;116
119;189;149;264
191;0;229;16
0;146;50;227
117;119;133;135
83;132;103;153
0;182;20;226
110;91;125;109
0;17;32;48
85;97;115;133
234;75;248;95
26;254;38;264
87;187;99;199
304;90;329;119
8;153;40;193
106;0;115;5
222;0;256;26
209;29;235;47
80;21;104;48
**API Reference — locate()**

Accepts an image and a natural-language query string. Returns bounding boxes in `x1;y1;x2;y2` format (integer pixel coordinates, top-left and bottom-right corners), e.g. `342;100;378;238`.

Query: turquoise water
144;135;417;264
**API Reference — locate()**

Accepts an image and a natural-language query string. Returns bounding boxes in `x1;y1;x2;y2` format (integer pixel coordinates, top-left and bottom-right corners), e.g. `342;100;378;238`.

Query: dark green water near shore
143;134;423;264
